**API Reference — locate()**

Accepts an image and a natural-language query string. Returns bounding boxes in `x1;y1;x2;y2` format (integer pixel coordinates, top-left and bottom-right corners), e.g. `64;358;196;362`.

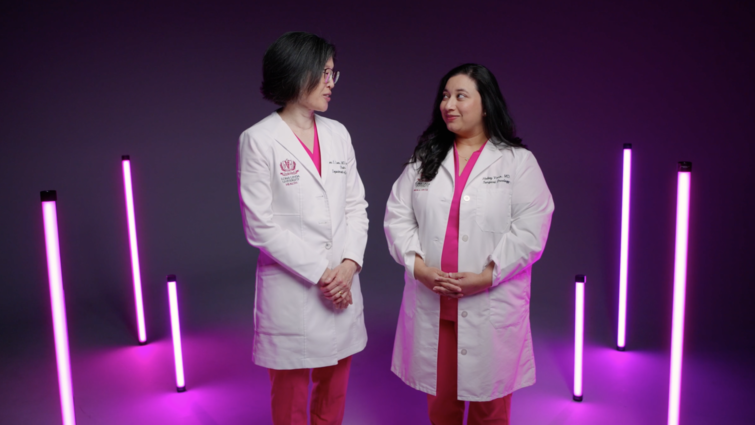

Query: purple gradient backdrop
1;0;754;423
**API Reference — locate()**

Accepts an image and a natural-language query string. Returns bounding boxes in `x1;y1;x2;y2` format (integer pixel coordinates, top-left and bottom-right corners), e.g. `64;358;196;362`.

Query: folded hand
318;260;358;309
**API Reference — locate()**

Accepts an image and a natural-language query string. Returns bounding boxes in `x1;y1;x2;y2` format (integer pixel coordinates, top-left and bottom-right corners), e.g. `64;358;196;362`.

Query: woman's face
440;74;485;138
298;57;335;113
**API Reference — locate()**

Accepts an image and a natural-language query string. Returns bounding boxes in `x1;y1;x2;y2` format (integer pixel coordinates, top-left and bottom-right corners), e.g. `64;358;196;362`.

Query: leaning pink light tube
167;275;186;392
668;162;692;425
41;190;77;425
122;155;147;344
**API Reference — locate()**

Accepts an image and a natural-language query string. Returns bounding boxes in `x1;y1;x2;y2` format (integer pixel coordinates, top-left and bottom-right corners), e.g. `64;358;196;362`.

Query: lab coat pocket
255;268;306;336
475;187;512;233
272;213;302;237
488;280;529;329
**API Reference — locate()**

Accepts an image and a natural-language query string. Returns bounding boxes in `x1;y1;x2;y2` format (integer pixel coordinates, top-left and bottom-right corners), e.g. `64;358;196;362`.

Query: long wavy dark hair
409;63;526;181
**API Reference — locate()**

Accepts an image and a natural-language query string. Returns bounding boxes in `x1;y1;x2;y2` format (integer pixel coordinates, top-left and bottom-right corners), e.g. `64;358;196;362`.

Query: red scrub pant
268;356;352;425
427;319;513;425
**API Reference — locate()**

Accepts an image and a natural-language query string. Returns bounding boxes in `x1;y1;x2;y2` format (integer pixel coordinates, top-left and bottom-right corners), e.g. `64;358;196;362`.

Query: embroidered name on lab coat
414;180;431;191
280;159;300;186
482;175;510;185
329;160;347;174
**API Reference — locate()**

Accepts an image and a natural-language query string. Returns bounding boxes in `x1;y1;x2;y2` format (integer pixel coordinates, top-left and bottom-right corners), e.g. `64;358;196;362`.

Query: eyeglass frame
324;69;340;85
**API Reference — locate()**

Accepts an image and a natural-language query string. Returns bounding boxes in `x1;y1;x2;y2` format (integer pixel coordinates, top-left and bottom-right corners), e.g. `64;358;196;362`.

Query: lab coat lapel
273;114;324;188
467;140;503;185
314;115;331;186
440;146;456;183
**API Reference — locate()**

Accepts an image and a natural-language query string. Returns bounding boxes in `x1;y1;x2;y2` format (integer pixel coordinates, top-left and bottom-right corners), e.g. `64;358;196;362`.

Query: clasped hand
318;259;359;309
414;254;493;298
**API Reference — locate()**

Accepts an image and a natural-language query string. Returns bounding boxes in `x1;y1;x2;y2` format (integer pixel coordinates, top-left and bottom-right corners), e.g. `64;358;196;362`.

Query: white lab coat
384;141;554;401
238;112;369;370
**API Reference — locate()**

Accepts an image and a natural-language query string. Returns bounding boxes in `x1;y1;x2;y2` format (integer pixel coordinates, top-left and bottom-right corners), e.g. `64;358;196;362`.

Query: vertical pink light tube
41;190;77;425
122;155;147;344
617;144;632;351
573;274;585;402
167;275;186;392
668;162;691;425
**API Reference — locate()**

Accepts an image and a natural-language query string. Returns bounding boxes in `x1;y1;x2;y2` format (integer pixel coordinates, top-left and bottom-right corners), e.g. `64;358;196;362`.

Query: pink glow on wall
41;191;77;425
122;155;147;344
617;144;632;351
668;162;691;425
574;274;585;402
167;275;186;392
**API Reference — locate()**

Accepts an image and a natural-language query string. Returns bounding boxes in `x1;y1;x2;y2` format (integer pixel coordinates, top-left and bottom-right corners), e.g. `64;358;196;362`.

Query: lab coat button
325;242;332;249
461;349;467;355
463;195;470;202
462;235;469;242
461;311;468;318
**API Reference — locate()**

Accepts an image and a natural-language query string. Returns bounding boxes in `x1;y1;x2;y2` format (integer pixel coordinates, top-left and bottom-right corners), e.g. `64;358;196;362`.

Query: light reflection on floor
2;324;752;424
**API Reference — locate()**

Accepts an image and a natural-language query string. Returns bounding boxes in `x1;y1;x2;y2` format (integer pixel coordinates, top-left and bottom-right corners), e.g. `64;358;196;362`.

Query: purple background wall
1;0;753;411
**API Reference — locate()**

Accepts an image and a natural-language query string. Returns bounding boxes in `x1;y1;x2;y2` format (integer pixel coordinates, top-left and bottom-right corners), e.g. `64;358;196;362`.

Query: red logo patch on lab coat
280;159;300;185
280;159;296;172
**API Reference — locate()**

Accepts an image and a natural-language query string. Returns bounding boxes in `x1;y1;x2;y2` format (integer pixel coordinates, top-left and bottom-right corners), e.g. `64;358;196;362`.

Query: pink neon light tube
41;191;77;425
167;275;186;392
122;155;147;344
573;274;585;402
617;144;632;351
668;162;691;425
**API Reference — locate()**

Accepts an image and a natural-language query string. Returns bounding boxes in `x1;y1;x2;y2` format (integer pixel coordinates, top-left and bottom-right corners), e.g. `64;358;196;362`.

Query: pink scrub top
439;141;487;322
295;121;321;175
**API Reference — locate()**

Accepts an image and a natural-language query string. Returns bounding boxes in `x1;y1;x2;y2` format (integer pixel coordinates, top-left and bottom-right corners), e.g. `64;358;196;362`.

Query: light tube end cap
40;190;57;202
617;345;626;352
575;274;586;283
177;386;187;393
623;143;632;149
138;340;147;346
167;274;177;282
122;155;130;160
678;161;692;172
573;395;583;402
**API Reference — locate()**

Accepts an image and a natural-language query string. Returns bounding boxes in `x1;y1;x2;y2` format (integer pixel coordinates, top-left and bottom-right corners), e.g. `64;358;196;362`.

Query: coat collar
440;139;503;184
272;112;329;188
440;143;456;182
468;140;503;184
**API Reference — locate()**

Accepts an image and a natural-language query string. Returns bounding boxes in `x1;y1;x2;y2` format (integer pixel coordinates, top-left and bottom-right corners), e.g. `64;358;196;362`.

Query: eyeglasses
324;69;340;85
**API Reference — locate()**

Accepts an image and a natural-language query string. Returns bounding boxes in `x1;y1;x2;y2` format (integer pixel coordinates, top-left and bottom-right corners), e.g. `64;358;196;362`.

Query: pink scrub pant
268;356;352;425
427;319;513;425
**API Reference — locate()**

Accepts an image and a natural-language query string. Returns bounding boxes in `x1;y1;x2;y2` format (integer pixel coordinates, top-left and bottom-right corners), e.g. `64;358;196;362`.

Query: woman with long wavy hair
384;63;554;425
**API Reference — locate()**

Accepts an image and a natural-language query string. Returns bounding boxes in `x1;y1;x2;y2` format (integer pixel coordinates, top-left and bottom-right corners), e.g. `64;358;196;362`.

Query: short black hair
260;32;336;106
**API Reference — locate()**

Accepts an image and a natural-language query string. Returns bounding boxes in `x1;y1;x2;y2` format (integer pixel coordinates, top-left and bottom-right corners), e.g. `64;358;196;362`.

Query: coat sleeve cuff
486;254;503;287
305;258;331;286
404;249;423;280
341;252;364;271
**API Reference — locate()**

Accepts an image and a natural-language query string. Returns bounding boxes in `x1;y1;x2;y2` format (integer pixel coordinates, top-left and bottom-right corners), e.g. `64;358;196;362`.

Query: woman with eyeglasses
237;31;368;425
384;63;554;425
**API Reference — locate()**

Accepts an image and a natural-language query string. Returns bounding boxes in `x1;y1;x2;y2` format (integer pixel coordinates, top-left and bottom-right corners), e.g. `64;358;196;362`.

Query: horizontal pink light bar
574;274;585;402
122;157;147;344
167;276;186;392
41;192;77;425
618;145;632;351
668;164;691;425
